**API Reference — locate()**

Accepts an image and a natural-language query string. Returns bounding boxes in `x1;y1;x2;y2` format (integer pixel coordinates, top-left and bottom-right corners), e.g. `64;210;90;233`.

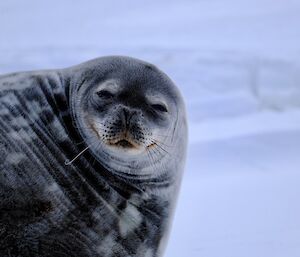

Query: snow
1;0;300;256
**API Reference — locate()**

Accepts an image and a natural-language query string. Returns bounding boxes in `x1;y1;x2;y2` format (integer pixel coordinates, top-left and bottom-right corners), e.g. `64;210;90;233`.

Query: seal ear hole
151;103;168;113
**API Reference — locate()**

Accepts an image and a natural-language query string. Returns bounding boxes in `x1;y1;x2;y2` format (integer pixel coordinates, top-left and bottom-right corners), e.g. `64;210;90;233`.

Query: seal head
70;56;187;180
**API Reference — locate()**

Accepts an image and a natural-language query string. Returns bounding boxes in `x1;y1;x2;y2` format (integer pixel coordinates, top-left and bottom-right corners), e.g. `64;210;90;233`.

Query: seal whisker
146;147;161;173
146;150;158;175
145;148;156;170
153;146;171;173
150;140;171;156
148;146;170;179
64;145;91;165
64;138;100;166
148;148;163;169
147;143;172;175
150;133;172;139
150;138;172;148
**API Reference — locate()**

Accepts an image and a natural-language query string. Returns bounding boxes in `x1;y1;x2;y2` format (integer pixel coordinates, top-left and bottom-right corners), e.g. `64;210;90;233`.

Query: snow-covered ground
1;0;300;256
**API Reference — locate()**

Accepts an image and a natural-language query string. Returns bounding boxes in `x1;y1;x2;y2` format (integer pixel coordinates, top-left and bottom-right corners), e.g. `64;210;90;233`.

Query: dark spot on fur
40;109;55;124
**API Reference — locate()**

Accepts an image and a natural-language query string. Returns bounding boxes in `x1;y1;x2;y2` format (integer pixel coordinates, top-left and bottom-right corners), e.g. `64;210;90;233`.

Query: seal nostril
123;108;129;123
122;108;135;127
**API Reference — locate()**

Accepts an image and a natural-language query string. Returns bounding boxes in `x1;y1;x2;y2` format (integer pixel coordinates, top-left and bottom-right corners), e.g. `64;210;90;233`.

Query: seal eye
96;90;114;99
151;103;168;113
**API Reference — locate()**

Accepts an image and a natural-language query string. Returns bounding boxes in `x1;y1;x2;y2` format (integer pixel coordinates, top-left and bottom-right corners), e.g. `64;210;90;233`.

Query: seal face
0;56;187;257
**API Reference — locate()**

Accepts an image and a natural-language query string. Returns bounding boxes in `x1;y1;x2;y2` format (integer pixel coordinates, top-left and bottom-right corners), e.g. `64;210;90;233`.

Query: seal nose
121;107;141;127
123;108;130;126
122;107;135;128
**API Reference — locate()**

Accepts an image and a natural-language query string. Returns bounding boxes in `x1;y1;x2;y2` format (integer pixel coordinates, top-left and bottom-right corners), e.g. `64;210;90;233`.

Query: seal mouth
114;139;134;148
88;119;142;151
108;136;141;150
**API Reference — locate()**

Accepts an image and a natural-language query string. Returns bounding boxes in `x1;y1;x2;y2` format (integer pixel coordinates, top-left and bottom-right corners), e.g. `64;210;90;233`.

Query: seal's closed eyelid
96;90;114;98
151;103;168;113
146;96;169;112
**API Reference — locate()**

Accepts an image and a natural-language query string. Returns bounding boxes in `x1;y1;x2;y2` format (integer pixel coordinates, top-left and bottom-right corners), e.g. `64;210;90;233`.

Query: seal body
0;56;187;257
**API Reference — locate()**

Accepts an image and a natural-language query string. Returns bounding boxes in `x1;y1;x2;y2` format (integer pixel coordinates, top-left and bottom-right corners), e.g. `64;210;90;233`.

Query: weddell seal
0;56;187;257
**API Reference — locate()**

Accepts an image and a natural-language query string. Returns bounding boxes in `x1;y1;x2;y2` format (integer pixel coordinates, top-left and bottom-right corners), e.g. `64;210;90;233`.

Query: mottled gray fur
0;56;187;257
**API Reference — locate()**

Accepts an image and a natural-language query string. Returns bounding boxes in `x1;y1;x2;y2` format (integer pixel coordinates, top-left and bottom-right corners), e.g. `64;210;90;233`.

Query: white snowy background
1;0;300;256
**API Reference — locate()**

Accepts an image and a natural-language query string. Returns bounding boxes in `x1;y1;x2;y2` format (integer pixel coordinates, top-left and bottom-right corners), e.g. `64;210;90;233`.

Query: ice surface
1;0;300;256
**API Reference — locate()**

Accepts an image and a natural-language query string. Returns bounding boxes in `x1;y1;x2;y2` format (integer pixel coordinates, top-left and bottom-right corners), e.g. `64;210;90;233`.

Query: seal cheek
118;203;143;237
